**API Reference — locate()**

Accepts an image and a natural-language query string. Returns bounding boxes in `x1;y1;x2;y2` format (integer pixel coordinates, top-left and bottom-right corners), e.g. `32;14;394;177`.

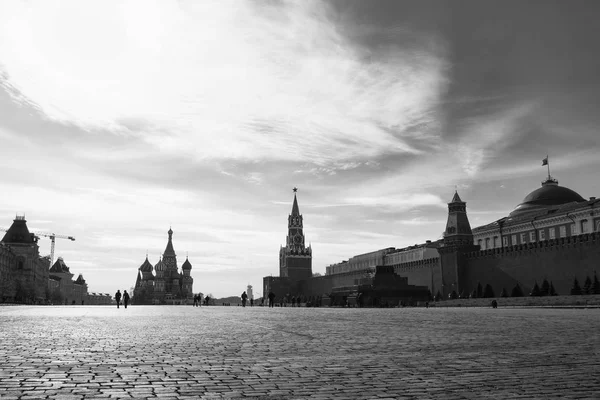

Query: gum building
0;216;50;302
1;216;88;304
133;228;194;304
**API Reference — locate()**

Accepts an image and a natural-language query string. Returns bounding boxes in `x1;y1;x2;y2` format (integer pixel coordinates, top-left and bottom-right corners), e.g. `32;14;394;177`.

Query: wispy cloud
0;0;447;168
452;102;537;176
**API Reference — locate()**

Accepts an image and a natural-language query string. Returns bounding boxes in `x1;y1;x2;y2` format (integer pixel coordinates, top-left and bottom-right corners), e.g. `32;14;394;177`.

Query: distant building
0;216;90;304
279;189;312;281
86;292;113;305
133;228;194;304
472;176;598;248
1;216;50;303
264;172;600;304
48;257;89;305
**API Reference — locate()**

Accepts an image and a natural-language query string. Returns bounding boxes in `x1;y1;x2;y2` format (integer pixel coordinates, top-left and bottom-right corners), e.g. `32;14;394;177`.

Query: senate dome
509;177;586;217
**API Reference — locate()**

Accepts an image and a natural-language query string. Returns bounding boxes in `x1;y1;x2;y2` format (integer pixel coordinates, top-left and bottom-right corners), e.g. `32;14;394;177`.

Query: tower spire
443;190;473;246
291;187;300;216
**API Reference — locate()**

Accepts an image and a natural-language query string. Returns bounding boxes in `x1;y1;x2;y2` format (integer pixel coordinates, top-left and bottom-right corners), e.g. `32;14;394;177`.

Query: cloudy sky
1;0;599;298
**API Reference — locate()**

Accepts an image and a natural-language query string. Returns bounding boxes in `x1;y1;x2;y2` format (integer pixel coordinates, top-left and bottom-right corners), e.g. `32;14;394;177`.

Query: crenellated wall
460;232;600;296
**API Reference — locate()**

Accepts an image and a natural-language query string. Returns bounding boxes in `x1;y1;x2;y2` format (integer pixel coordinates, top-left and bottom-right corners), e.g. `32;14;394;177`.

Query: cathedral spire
164;227;176;257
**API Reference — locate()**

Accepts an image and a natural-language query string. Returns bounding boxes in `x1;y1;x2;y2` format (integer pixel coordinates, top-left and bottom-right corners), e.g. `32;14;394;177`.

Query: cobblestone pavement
0;305;599;399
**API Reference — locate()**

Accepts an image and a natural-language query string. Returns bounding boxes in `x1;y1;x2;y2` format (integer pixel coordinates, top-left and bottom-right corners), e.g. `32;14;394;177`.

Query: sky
1;0;599;298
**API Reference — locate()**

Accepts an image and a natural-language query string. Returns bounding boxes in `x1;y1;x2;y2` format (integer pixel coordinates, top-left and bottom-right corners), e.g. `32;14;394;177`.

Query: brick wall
461;233;600;296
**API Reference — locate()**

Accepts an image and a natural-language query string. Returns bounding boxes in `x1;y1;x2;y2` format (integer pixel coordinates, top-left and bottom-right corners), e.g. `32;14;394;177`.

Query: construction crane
32;232;76;267
0;224;76;267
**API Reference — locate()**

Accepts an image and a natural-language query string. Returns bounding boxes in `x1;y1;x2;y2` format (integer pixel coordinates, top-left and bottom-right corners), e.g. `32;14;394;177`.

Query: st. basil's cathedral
134;228;194;304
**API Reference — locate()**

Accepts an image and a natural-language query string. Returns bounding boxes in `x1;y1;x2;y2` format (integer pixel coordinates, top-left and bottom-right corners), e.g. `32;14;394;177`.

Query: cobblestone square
0;306;598;399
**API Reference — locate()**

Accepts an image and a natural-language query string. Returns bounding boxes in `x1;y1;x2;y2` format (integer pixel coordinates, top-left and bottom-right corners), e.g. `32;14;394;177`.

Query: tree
483;284;495;298
476;282;483;298
583;276;592;295
470;289;477;299
592;272;600;295
449;290;458;299
540;279;550;296
500;287;508;298
570;278;582;295
511;283;524;297
530;281;541;297
435;291;442;301
549;281;557;296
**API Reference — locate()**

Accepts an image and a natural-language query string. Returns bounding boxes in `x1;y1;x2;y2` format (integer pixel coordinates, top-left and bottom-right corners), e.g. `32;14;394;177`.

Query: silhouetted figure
193;294;198;307
291;296;296;307
205;295;210;306
115;290;121;309
123;290;130;309
250;298;254;307
268;291;275;308
491;299;498;309
241;291;248;307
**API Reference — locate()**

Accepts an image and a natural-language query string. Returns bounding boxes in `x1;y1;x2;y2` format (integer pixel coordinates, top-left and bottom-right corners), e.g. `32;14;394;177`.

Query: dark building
133;228;194;304
264;189;430;306
264;173;600;304
279;188;312;281
1;216;50;302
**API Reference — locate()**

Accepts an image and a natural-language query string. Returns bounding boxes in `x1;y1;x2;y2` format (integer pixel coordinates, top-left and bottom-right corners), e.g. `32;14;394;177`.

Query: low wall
432;294;600;307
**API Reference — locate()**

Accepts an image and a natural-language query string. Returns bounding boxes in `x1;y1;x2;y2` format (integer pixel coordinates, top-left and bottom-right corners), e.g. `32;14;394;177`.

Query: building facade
48;257;89;305
0;216;90;304
1;216;50;303
133;228;194;304
279;189;312;281
264;173;600;304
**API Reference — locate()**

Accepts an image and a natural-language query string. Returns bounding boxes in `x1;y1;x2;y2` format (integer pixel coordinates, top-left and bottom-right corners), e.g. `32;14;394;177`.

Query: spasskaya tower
279;188;312;281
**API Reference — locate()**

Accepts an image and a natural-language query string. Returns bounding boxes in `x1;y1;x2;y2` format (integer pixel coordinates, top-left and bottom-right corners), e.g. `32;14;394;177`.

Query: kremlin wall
265;174;600;304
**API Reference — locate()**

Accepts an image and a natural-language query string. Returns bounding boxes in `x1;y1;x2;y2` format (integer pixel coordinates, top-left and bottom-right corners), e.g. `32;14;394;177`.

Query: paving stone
1;306;599;399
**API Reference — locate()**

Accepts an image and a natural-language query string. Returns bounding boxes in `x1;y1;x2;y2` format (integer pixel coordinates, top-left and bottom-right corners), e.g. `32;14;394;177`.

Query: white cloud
453;102;537;176
0;0;448;167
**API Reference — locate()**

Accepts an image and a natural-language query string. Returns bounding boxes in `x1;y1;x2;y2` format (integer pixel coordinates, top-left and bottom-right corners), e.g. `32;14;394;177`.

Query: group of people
193;293;209;307
114;290;130;309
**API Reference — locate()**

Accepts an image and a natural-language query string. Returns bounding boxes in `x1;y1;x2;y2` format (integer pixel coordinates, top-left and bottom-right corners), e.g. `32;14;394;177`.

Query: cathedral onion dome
509;177;586;217
139;256;153;272
182;257;192;270
154;258;165;272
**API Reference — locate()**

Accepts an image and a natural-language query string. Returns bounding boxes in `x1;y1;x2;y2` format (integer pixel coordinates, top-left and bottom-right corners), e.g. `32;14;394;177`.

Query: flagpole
546;154;551;178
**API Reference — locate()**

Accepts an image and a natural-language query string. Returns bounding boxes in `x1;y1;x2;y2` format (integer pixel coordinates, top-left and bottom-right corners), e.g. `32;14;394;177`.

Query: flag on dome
542;157;548;166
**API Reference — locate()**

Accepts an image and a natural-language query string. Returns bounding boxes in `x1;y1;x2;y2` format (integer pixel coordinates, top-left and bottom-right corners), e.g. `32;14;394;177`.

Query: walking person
123;290;130;309
115;290;121;309
241;291;248;307
268;291;275;308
